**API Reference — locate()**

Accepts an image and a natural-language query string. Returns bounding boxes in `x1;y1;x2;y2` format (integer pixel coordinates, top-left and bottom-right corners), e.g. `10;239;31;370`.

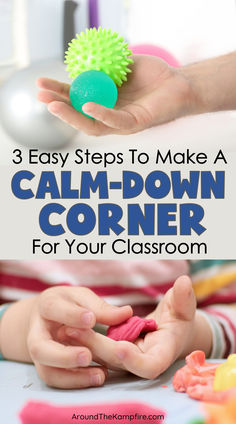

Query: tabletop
0;359;223;424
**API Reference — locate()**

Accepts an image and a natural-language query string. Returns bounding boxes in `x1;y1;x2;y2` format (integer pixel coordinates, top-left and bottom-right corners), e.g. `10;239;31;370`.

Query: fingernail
90;373;103;386
82;103;90;113
82;312;94;326
67;328;80;337
78;352;89;366
48;105;59;116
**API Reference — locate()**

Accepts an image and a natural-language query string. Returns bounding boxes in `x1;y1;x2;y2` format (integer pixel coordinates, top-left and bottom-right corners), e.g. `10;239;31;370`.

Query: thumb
171;275;196;321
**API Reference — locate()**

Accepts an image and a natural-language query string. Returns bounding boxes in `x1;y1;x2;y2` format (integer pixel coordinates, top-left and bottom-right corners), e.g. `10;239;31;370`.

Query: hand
63;276;212;379
26;286;132;388
37;55;195;136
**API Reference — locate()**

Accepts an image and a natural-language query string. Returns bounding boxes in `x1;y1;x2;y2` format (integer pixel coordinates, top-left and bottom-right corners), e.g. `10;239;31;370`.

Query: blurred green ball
69;70;118;117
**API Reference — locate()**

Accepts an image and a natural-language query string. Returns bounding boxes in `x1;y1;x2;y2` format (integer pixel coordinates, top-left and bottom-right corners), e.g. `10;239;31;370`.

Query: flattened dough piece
107;316;158;342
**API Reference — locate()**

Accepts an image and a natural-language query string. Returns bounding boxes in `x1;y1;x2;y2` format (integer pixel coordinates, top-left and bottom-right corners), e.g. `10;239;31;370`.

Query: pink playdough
19;401;165;424
107;316;158;342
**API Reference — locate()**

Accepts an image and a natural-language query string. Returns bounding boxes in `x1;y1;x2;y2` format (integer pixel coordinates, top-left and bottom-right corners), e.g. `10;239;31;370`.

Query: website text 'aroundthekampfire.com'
71;412;165;421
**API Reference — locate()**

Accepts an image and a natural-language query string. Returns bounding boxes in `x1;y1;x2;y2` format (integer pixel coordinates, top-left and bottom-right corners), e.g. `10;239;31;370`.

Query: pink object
187;384;236;403
19;401;166;424
129;44;180;67
173;350;236;403
107;316;158;342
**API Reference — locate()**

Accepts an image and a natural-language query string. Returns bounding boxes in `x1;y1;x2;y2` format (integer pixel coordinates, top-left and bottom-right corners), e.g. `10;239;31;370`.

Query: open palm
37;55;192;136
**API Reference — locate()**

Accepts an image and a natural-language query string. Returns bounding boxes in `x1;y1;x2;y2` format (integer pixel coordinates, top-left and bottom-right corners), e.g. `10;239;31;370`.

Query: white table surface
0;359;223;424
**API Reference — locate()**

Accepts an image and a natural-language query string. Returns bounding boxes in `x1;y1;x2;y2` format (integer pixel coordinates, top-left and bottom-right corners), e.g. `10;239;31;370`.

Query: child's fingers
48;101;112;136
37;89;71;105
28;314;93;368
29;338;92;369
66;328;123;368
68;287;133;326
36;363;107;389
65;327;174;380
65;327;134;370
40;287;132;328
36;78;70;99
82;102;138;130
172;275;196;321
39;298;96;329
94;303;133;326
67;326;174;380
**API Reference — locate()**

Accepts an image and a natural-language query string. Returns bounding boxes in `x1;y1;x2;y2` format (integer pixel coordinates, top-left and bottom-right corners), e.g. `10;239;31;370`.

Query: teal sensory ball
69;70;118;117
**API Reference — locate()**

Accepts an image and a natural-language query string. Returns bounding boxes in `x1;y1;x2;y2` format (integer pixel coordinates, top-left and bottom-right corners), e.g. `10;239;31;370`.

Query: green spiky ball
65;27;133;86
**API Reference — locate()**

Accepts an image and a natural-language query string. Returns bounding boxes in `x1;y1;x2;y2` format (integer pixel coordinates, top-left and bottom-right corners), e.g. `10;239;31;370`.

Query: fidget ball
69;70;118;116
65;27;133;86
65;27;133;117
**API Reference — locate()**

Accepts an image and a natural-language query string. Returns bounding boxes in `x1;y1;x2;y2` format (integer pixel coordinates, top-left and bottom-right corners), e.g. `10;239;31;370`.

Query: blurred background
0;0;236;151
1;0;236;73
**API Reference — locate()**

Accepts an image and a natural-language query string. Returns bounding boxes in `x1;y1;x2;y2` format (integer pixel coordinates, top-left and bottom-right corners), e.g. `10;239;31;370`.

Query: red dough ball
107;316;158;342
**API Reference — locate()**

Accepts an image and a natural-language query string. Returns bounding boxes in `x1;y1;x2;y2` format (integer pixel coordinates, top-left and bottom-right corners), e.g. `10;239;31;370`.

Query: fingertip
110;304;133;318
173;275;196;318
82;102;108;117
82;102;94;113
36;77;51;89
174;275;192;290
36;77;43;88
90;370;106;387
48;101;61;115
65;327;81;338
121;305;133;316
77;348;92;367
37;90;47;103
81;311;96;328
173;275;193;302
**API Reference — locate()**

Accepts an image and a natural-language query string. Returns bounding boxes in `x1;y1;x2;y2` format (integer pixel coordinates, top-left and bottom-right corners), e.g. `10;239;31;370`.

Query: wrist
0;297;37;362
179;310;213;359
178;65;211;115
179;52;236;115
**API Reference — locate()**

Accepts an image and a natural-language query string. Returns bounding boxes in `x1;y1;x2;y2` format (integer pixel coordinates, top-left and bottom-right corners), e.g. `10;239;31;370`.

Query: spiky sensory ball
65;27;133;87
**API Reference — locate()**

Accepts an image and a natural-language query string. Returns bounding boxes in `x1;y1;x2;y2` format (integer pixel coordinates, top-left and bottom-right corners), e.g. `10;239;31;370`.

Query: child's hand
127;275;213;378
37;55;194;136
64;276;212;379
26;286;132;388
